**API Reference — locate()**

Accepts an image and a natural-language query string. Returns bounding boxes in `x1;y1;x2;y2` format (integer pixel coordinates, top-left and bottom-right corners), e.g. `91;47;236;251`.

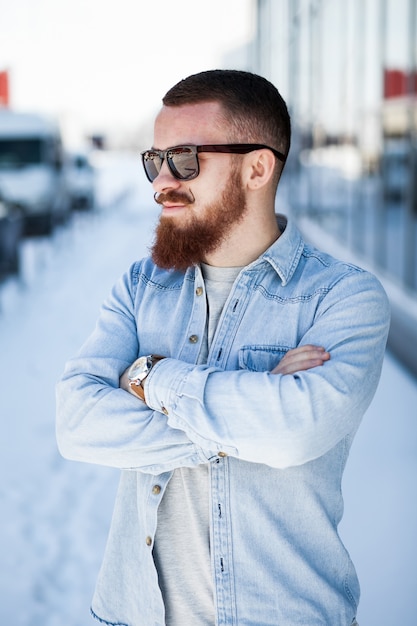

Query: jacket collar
189;214;305;287
254;214;305;286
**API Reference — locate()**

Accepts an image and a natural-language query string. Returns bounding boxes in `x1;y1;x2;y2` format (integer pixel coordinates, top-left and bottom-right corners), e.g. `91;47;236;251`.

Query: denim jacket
56;215;390;626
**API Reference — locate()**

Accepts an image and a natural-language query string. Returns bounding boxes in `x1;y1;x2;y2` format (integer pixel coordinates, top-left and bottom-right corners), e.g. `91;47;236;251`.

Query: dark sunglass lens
142;151;161;182
168;147;198;180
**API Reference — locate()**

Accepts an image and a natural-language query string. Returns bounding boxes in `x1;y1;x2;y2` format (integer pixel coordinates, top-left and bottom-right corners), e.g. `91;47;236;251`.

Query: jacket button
218;451;227;458
196;287;203;296
161;405;169;416
146;536;153;546
152;485;161;495
189;334;198;343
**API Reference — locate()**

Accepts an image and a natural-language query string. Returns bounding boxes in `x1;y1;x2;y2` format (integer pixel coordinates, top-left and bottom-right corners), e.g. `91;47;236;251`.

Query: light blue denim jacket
56;215;390;626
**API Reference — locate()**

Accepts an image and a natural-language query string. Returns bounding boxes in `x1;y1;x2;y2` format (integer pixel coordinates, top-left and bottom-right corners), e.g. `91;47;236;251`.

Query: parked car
0;191;23;277
65;151;95;210
0;109;70;236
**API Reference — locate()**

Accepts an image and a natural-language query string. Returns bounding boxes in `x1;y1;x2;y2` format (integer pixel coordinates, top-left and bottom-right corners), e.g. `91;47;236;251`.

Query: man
56;70;390;626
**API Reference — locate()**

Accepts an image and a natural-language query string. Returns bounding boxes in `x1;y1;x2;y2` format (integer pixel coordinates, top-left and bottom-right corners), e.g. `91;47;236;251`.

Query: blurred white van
0;110;70;235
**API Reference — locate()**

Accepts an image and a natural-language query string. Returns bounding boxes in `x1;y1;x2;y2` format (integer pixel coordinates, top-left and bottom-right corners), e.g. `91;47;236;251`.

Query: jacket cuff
145;358;238;460
145;357;193;416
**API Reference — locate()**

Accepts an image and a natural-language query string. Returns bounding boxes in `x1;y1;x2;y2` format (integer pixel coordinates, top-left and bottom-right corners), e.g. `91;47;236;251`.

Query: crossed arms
56;267;390;473
120;345;331;397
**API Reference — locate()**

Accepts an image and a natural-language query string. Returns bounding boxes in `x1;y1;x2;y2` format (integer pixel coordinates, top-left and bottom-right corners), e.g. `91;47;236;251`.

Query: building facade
253;0;417;375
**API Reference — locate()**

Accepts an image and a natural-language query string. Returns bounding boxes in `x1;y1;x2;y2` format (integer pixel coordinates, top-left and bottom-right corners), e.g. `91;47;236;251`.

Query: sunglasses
141;143;286;182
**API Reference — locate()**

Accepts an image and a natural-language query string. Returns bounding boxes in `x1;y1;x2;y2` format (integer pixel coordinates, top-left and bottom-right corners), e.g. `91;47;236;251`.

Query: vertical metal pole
288;0;300;214
375;0;387;270
315;1;322;219
254;0;261;74
339;0;350;241
404;0;417;288
353;0;366;256
307;0;314;219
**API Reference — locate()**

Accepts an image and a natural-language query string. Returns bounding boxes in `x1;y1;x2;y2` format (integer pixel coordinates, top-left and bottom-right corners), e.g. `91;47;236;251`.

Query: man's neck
203;213;281;268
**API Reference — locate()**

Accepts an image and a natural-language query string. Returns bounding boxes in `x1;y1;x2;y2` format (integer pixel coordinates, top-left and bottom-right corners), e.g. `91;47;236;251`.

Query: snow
0;153;416;625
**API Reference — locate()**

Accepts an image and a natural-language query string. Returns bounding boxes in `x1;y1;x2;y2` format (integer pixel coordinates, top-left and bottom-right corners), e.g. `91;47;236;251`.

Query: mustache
154;190;195;205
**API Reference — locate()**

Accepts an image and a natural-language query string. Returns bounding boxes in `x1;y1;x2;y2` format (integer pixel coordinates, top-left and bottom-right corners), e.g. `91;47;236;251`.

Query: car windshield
0;138;43;167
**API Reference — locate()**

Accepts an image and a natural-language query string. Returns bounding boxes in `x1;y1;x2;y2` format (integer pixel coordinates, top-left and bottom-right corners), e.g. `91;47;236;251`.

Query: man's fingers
271;345;330;375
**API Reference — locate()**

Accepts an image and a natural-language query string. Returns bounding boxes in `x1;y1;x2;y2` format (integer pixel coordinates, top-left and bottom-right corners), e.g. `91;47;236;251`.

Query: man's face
149;102;248;271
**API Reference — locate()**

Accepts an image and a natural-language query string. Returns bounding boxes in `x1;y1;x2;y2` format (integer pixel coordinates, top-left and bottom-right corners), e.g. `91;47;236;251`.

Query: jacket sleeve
145;270;391;469
55;264;219;474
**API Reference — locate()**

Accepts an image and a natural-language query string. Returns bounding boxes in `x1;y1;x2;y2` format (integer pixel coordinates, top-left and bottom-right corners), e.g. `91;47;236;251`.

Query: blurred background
0;1;416;625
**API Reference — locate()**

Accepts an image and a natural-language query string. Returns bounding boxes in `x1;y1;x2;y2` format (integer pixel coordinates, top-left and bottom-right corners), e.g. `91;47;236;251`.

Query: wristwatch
127;354;164;401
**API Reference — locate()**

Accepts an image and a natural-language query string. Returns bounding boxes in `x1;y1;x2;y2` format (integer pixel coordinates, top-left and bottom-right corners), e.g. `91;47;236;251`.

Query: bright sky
0;0;254;144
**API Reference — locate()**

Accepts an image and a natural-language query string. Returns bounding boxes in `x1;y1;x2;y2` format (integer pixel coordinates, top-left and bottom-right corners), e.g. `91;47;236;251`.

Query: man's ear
243;149;277;190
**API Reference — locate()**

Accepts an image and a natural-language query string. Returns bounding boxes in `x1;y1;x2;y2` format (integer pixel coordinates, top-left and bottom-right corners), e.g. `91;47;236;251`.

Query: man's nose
152;159;181;193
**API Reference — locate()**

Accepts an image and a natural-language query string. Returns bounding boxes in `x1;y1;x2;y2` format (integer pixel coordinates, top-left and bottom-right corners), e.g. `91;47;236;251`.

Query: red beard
151;166;247;271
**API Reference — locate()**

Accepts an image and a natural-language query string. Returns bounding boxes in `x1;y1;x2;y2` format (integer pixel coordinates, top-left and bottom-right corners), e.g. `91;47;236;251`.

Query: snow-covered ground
0;153;416;625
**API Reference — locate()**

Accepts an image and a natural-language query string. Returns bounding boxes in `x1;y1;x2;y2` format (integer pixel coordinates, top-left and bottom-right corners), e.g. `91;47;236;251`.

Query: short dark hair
162;69;291;165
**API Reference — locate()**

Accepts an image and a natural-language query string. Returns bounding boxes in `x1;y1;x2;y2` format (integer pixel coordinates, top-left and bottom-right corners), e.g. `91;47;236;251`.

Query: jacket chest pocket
238;345;293;372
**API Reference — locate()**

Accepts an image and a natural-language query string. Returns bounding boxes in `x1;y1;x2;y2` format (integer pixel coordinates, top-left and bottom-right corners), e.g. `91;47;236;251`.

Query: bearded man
56;70;390;626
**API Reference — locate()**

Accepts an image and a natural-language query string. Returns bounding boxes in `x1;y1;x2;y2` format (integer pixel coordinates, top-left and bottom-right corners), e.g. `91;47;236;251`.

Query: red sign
384;68;417;99
0;70;9;107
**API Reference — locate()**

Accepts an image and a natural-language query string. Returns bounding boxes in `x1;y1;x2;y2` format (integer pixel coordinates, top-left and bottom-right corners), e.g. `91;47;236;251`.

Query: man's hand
271;345;330;376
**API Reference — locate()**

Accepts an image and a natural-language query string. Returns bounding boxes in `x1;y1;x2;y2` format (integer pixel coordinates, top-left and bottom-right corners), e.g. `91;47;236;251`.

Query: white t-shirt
152;264;242;626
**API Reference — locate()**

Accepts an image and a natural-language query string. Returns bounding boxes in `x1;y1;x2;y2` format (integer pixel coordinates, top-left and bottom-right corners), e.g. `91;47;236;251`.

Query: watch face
128;356;150;381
